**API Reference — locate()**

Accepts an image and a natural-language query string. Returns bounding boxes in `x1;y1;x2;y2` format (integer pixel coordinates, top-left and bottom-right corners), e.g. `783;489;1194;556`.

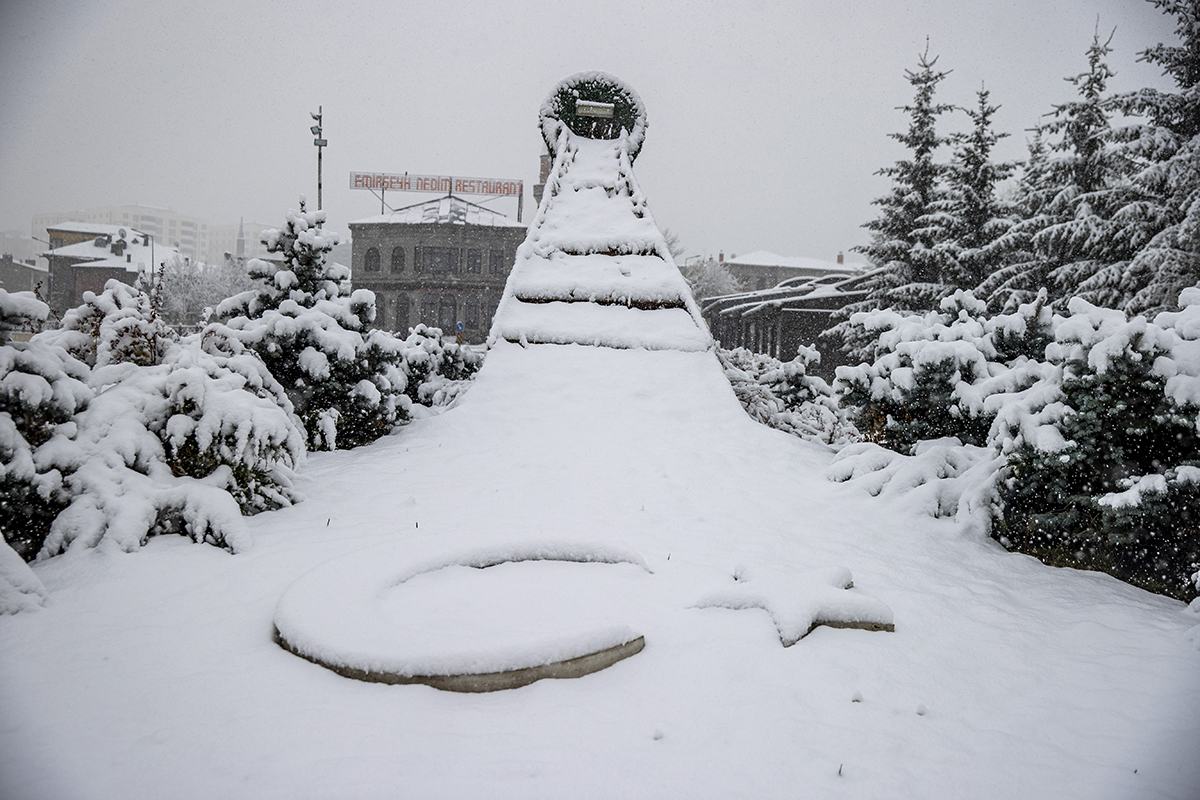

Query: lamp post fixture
311;107;326;210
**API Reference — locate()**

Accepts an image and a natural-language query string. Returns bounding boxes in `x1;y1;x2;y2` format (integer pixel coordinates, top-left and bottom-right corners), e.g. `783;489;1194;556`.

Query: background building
348;195;526;342
207;219;275;264
720;250;866;291
41;222;178;314
700;254;873;378
0;254;48;294
34;206;207;263
32;206;274;266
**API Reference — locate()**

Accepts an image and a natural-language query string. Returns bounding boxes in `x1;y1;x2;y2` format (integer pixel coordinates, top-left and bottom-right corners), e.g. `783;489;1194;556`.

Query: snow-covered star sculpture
696;564;894;646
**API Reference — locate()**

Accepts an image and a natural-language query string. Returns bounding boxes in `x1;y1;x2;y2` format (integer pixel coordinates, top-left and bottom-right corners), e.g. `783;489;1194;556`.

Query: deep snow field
2;340;1199;799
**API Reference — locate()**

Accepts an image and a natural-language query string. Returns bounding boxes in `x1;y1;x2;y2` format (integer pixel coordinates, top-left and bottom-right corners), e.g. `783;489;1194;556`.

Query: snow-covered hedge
0;292;90;560
1;282;305;567
719;345;857;447
396;324;482;407
215;200;412;450
834;290;1052;452
830;287;1200;601
993;292;1200;600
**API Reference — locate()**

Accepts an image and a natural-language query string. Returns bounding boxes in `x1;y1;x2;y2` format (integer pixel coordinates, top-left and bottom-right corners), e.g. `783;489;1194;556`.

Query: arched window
365;247;381;272
420;294;437;327
438;296;456;332
465;296;480;329
395;295;411;333
390;246;405;272
375;294;386;328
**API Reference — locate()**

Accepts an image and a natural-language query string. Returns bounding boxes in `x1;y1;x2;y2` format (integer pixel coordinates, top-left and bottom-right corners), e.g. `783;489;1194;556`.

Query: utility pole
310;107;326;210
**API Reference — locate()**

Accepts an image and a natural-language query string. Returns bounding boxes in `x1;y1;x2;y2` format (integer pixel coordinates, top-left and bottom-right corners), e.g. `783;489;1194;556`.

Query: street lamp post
311;107;326;210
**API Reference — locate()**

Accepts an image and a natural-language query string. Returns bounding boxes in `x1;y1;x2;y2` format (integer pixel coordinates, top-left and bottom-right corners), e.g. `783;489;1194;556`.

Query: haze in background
0;0;1179;262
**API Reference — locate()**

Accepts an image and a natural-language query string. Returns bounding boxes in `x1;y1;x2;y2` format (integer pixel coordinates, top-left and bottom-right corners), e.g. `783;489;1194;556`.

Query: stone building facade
348;196;526;343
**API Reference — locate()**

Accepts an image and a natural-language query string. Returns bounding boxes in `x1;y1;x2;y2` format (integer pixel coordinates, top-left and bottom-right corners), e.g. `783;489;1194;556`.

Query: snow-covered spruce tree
984;29;1140;311
215;199;410;450
976;132;1056;310
1109;0;1200;317
936;86;1021;293
0;291;91;560
828;46;955;362
30;280;305;558
993;291;1200;601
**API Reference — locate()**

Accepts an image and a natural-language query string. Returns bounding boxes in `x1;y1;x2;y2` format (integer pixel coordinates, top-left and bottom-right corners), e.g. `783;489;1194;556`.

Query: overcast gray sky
0;0;1181;262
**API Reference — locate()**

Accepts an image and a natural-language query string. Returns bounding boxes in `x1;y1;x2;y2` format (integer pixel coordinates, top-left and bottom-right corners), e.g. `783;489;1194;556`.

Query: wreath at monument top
540;71;648;162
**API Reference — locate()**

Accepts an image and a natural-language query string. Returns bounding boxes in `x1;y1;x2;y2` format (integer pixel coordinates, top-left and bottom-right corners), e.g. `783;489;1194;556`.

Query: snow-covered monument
488;74;709;352
274;73;892;692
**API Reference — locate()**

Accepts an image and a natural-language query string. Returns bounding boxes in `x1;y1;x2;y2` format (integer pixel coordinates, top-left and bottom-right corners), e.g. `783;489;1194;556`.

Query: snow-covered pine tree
988;29;1139;310
936;86;1021;292
828;45;955;362
1109;0;1200;316
215;199;410;450
858;45;955;308
977;131;1056;310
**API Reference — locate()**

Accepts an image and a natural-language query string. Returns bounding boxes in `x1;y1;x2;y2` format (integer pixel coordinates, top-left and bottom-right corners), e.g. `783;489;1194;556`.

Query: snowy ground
2;340;1199;799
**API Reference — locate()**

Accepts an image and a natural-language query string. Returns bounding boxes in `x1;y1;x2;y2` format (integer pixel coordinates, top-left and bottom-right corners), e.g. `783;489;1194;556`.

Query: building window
488;249;504;274
467;249;482;273
422;247;456;273
375;294;386;327
421;294;437;326
395;295;410;333
486;298;499;328
390;246;405;272
465;296;480;329
365;247;381;272
438;296;456;332
756;277;767;290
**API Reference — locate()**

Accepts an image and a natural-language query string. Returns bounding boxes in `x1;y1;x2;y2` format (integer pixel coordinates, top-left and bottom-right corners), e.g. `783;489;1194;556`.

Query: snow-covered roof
45;221;148;238
44;235;178;274
726;250;868;274
351;195;526;228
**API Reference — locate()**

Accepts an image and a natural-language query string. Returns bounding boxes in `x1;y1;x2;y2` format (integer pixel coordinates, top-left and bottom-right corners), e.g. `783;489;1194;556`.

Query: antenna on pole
310;107;326;210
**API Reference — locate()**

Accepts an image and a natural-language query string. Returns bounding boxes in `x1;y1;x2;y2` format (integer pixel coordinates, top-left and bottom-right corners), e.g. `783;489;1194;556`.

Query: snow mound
0;540;47;614
695;563;894;646
827;438;1004;532
275;541;650;690
490;75;708;352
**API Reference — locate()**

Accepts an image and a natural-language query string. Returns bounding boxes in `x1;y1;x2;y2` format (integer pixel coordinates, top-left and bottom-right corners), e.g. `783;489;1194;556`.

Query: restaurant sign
350;172;522;197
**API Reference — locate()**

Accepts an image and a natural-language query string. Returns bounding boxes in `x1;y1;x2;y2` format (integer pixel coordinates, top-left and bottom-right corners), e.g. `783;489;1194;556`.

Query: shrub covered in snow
397;324;482;407
830;286;1200;601
215;199;411;450
993;293;1200;600
0;291;91;559
834;290;1051;453
1;282;305;563
719;345;857;446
